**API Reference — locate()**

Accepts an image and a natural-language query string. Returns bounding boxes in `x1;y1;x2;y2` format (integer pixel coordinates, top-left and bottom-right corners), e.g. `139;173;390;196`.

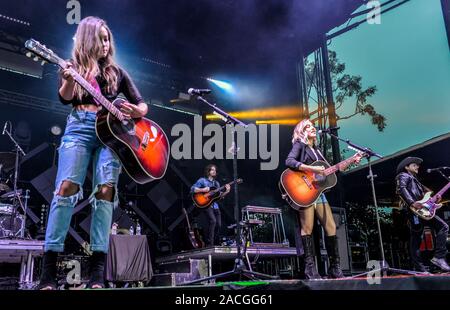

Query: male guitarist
285;119;362;279
191;164;230;246
396;156;450;272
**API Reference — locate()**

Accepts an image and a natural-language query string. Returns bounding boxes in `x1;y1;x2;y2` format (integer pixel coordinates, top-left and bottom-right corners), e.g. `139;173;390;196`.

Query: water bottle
129;225;134;235
136;223;141;235
111;223;118;235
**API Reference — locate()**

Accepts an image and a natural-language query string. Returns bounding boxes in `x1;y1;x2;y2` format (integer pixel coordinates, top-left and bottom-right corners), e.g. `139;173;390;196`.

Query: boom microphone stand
181;90;275;285
324;131;423;277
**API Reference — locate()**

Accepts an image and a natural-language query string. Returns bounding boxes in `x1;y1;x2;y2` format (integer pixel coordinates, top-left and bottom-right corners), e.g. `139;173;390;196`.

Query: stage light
206;105;302;121
255;119;301;125
50;125;62;136
207;78;234;92
0;14;30;26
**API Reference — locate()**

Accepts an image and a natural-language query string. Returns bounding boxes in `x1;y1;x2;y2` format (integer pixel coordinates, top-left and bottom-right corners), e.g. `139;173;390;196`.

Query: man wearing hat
396;157;450;272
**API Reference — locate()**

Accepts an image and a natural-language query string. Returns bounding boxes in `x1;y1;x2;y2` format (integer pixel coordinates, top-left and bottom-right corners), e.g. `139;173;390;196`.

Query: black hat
396;157;423;174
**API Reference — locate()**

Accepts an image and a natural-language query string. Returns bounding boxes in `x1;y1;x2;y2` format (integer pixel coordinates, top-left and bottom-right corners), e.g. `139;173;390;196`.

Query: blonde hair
292;119;316;145
71;16;119;100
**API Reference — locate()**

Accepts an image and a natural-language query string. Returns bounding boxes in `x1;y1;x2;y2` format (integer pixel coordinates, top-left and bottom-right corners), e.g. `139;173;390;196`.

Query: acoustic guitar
279;152;365;210
25;39;169;184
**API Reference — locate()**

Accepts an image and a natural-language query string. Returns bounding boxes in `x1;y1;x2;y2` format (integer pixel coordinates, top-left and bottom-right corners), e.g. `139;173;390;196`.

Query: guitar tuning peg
25;52;32;58
41;60;47;66
33;56;39;62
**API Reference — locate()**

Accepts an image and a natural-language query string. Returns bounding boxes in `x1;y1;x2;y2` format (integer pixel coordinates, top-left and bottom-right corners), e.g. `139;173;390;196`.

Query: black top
58;64;144;106
285;140;327;169
396;172;425;206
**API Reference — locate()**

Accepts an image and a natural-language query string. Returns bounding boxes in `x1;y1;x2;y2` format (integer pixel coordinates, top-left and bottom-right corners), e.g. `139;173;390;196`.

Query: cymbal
0;183;11;192
0;189;22;199
0;152;17;172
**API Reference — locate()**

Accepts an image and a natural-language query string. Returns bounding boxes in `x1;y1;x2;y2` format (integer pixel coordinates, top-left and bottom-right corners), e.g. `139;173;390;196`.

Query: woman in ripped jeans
39;16;148;289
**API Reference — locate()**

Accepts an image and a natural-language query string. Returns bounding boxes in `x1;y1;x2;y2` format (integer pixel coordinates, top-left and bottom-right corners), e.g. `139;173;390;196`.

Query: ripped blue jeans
44;109;121;253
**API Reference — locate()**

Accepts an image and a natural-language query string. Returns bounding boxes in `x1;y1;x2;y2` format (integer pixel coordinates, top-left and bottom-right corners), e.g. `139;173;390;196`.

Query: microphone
427;167;450;173
2;122;8;135
317;126;340;135
187;88;212;96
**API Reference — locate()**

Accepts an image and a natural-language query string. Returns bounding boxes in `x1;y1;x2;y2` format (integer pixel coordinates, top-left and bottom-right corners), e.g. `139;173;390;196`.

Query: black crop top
58;64;144;106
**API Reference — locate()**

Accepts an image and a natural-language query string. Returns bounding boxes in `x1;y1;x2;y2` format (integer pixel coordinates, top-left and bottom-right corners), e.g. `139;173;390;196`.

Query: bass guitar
410;180;450;220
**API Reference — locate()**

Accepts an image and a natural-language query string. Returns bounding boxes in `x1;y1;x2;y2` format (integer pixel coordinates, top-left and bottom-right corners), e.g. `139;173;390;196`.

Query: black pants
409;212;449;268
204;208;221;246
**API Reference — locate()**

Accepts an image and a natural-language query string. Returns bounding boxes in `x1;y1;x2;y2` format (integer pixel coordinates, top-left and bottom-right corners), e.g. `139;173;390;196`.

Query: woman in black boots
38;16;148;289
285;119;361;279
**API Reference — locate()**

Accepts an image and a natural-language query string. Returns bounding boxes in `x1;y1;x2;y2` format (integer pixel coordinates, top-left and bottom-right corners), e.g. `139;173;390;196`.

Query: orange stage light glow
205;105;302;121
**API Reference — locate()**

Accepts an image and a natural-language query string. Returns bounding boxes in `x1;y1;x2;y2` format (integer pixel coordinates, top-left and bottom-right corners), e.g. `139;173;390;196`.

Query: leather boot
301;235;321;280
325;235;345;278
88;252;106;288
38;251;58;290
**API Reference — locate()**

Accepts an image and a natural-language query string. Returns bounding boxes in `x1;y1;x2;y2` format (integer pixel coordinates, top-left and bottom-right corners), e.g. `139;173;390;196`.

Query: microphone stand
3;122;28;239
181;94;275;285
325;132;423;277
436;169;450;183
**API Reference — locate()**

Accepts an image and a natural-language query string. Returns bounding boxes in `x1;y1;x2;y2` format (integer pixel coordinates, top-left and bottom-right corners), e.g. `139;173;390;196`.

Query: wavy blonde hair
71;16;119;101
292;119;316;145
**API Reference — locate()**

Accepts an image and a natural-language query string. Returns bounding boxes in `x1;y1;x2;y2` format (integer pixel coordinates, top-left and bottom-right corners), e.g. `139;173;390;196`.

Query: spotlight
207;78;234;93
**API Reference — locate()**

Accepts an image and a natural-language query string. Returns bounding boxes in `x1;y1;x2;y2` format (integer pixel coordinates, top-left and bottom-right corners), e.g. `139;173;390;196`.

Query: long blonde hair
72;16;119;100
292;119;316;145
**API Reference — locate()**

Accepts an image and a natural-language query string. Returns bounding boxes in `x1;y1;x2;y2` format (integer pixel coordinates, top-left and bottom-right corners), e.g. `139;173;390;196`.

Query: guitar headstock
24;39;65;68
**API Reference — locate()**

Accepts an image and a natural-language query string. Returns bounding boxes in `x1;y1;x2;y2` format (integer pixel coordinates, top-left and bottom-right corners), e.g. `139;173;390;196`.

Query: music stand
180;92;275;285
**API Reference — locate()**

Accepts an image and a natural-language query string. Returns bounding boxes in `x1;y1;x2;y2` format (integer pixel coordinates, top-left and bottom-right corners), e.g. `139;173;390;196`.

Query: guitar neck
182;209;192;230
215;180;239;193
70;69;124;120
433;181;450;201
325;156;356;175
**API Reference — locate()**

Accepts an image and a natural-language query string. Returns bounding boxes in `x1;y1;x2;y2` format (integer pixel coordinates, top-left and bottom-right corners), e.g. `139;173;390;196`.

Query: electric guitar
192;178;243;208
25;39;169;184
410;180;450;220
279;152;365;210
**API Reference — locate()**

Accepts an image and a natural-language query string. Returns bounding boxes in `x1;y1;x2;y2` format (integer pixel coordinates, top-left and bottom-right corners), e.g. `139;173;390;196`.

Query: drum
0;213;23;237
0;203;13;215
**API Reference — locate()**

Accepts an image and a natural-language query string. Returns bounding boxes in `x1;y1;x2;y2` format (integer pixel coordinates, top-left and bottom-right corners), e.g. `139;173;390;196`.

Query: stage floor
148;273;450;290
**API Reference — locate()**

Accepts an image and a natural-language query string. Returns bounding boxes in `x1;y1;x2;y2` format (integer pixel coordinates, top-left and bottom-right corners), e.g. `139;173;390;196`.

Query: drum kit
0;122;30;239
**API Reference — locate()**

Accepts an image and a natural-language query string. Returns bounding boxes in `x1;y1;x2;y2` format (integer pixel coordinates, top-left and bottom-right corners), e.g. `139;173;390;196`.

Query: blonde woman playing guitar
281;119;362;279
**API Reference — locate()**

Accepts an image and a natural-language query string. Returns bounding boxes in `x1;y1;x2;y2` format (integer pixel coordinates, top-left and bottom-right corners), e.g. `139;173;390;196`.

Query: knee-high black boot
325;235;345;278
301;235;321;280
88;251;106;288
38;251;58;289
